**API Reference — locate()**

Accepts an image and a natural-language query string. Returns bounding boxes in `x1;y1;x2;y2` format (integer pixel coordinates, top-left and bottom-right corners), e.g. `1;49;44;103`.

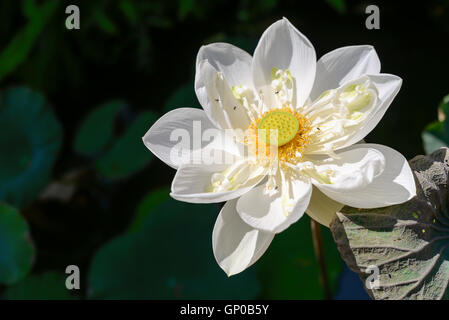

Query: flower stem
311;219;331;299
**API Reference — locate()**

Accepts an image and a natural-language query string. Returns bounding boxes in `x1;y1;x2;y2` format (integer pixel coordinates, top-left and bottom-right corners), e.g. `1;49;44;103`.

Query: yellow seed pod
257;111;299;146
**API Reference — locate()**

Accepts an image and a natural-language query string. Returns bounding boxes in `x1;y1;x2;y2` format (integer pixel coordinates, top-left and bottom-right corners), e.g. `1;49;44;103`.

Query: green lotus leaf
0;202;34;285
74;100;126;156
94;111;157;180
88;197;260;299
330;147;449;300
3;271;77;300
0;87;62;208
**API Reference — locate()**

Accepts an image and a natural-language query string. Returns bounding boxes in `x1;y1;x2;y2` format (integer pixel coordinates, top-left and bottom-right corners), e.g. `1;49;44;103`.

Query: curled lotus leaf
330;147;449;300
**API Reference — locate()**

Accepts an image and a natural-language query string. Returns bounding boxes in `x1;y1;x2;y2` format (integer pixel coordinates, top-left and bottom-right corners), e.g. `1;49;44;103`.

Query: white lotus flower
143;18;416;276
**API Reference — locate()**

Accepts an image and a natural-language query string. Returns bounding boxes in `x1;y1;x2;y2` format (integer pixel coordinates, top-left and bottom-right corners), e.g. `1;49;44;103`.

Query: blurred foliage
74;101;157;180
88;189;342;299
74;100;128;157
430;0;449;33
0;87;62;208
258;216;342;299
164;81;199;113
0;0;58;82
0;202;34;285
127;188;170;233
94;111;157;179
3;271;77;299
0;0;351;96
88;194;261;299
422;94;449;154
325;0;346;14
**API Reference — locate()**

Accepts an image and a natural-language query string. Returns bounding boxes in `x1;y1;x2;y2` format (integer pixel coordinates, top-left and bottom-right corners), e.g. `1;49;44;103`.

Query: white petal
310;45;381;100
170;159;266;203
310;146;386;192
306;186;344;227
343;74;402;148
143;108;220;169
305;74;402;153
316;144;416;208
196;43;253;89
195;60;252;130
236;168;312;233
252;17;316;108
213;199;274;276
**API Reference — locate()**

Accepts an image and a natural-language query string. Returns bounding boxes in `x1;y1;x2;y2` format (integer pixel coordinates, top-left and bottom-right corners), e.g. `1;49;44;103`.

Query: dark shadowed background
0;0;448;300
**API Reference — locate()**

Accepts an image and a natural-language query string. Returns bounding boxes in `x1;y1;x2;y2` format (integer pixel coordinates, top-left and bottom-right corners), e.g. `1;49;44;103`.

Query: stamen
232;85;260;122
271;67;294;107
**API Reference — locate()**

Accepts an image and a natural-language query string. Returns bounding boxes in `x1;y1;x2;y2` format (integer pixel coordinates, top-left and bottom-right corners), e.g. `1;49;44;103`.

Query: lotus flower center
257;111;299;146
